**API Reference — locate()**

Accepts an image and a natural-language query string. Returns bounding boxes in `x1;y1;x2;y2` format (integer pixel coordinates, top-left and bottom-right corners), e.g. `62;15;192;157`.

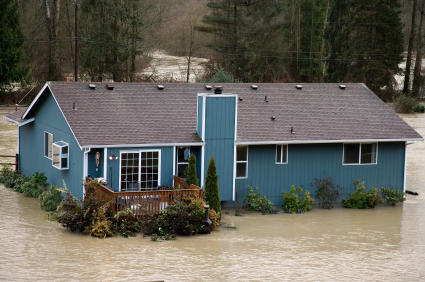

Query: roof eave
236;138;424;145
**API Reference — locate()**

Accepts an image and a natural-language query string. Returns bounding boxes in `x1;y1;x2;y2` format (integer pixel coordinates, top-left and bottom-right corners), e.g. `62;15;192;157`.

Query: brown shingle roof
8;82;423;147
3;108;28;124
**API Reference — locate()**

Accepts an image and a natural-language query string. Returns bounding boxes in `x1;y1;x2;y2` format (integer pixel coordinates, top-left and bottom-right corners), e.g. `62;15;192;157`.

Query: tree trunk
309;0;315;82
404;0;418;93
318;0;330;83
412;0;425;97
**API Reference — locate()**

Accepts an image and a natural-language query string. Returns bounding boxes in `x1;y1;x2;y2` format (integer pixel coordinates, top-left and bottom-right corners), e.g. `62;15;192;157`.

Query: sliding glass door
120;150;160;191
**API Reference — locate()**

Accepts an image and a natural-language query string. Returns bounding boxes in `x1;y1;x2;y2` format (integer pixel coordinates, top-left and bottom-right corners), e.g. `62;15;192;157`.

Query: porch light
109;154;118;160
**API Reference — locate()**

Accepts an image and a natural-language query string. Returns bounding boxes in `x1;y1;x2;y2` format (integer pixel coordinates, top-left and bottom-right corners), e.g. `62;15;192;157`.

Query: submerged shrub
204;156;221;220
282;185;314;213
0;165;29;191
21;172;48;198
393;93;419;113
243;186;278;214
39;184;64;211
342;180;383;209
414;104;425;113
111;208;141;238
311;172;342;209
380;187;405;206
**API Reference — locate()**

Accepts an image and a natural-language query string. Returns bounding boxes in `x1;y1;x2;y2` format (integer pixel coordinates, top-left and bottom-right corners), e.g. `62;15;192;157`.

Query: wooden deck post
15;154;18;171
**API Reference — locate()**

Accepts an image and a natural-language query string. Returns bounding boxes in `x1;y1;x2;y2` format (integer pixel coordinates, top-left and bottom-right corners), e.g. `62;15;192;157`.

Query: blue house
4;82;423;206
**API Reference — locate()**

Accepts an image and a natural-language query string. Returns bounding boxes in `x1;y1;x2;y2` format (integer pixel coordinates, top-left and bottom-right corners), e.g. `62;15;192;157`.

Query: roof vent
296;85;302;90
339;85;347;89
205;85;213;90
265;95;268;102
291;127;295;134
214;86;223;94
271;116;276;120
251;85;258;90
72;102;76;110
106;84;114;90
89;84;96;89
157;85;164;90
239;97;243;101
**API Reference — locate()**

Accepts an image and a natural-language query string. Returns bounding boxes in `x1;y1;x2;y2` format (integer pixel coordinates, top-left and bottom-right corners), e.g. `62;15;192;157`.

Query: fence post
15;154;18;171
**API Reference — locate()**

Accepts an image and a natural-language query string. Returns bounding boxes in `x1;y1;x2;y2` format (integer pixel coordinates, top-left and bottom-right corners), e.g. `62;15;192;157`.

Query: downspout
403;141;416;193
83;148;91;196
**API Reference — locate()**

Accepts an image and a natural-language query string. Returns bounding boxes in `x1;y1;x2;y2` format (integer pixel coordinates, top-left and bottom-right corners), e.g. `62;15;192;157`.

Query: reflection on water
1;112;425;281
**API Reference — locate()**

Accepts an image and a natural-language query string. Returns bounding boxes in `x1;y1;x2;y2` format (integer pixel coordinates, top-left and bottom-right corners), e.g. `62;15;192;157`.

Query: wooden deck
87;176;203;219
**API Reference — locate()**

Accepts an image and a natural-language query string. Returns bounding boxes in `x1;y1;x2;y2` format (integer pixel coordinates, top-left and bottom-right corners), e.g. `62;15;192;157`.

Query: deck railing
86;176;203;219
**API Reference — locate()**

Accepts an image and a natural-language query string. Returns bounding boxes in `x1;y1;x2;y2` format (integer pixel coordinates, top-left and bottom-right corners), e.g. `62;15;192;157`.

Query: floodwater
1;110;425;281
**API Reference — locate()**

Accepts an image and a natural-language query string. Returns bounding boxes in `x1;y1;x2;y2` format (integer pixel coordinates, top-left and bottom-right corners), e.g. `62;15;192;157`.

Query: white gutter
236;138;424;145
81;142;204;149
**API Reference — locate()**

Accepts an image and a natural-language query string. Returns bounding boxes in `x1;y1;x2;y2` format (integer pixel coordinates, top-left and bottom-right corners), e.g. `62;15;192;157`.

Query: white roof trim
236;138;424;145
82;142;205;149
2;116;34;126
18;118;35;127
21;82;82;150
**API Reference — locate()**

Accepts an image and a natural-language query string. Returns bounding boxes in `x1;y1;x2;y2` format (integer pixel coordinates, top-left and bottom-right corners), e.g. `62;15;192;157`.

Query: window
120;150;161;191
52;141;69;169
176;146;190;179
276;144;288;164
343;143;377;165
44;132;53;159
236;146;248;178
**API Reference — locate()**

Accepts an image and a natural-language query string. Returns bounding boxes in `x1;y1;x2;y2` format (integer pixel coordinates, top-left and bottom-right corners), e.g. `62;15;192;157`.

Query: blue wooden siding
105;146;174;191
197;96;203;140
234;142;405;206
88;148;104;179
19;89;85;198
204;96;236;201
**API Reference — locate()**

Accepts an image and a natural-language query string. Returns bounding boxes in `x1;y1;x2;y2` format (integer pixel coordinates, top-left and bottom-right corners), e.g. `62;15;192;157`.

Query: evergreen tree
201;68;242;83
325;0;404;99
204;155;221;219
0;0;31;92
184;153;199;187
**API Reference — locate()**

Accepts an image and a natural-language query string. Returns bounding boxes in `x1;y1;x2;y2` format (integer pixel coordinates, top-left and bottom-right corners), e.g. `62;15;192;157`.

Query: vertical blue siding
235;142;405;206
19;89;85;198
106;146;174;191
197;96;203;140
204;96;236;201
88;148;104;179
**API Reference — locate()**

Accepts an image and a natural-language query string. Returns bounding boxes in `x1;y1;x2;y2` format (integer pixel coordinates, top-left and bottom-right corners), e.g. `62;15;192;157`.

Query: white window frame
176;146;190;179
342;143;378;165
44;132;53;159
119;149;161;191
236;145;248;179
275;144;288;164
52;141;69;170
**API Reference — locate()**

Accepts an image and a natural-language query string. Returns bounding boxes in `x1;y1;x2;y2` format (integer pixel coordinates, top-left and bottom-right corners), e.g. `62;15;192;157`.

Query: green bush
111;208;141;238
342;180;383;209
39;184;64;211
142;200;205;236
204;155;221;220
311;172;342;209
414;104;425;113
380;187;405;206
393;93;419;113
201;68;242;83
0;165;29;191
184;152;199;186
243;186;278;214
282;185;314;213
21;171;48;198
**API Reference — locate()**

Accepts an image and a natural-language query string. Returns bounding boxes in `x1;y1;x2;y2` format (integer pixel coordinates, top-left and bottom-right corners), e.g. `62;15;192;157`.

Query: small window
176;146;190;179
44;132;53;159
276;144;288;164
236;146;248;178
343;143;377;165
52;141;69;170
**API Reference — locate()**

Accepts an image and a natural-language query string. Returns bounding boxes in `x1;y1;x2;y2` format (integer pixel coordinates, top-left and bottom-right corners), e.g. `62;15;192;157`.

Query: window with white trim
343;143;377;165
236;146;248;178
176;146;190;179
52;141;69;170
120;150;161;191
44;132;53;159
276;144;288;164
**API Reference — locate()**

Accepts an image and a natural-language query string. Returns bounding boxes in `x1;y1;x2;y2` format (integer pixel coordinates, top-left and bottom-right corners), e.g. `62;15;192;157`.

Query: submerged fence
0;154;18;171
87;176;203;219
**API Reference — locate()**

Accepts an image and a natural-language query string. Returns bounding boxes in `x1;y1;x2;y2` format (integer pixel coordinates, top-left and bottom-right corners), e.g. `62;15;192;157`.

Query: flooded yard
1;111;425;281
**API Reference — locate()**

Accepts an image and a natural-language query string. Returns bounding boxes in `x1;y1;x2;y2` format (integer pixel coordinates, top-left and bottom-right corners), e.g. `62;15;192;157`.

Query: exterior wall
203;96;236;201
19;89;85;198
106;146;174;191
234;142;405;206
88;148;104;179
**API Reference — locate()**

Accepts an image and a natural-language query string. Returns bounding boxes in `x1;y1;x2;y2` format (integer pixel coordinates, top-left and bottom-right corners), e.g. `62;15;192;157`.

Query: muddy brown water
1;112;425;281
